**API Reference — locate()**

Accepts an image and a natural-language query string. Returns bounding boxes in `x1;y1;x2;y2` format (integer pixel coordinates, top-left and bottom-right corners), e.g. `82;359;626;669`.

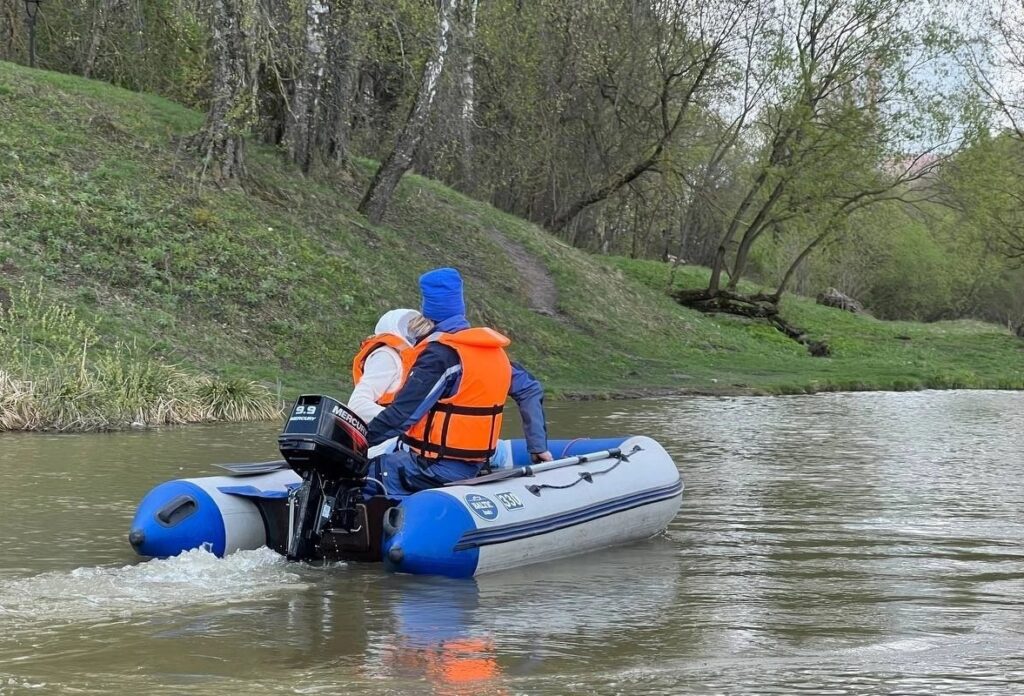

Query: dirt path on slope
482;227;561;318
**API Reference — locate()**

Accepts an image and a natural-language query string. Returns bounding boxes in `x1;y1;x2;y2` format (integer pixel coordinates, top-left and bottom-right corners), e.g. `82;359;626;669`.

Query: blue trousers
364;450;480;498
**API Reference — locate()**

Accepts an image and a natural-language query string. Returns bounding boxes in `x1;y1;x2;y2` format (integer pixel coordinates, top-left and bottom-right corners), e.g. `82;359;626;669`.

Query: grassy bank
0;285;280;431
612;259;1024;393
0;61;1022;432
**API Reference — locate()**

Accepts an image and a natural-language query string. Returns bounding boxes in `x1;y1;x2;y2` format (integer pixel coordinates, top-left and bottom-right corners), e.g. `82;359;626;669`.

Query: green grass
612;257;1024;393
0;59;1022;416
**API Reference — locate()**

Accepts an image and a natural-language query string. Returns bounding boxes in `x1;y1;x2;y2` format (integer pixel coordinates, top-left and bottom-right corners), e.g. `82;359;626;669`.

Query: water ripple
2;392;1024;693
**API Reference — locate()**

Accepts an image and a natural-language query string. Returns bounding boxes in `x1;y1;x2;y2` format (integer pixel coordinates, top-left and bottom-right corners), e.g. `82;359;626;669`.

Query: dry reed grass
0;286;282;432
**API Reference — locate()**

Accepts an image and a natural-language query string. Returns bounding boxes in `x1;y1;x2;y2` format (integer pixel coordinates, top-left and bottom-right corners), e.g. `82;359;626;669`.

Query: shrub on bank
0;286;281;432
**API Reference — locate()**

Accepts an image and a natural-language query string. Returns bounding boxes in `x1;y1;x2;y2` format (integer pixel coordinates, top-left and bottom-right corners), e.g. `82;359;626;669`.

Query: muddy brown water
1;391;1023;694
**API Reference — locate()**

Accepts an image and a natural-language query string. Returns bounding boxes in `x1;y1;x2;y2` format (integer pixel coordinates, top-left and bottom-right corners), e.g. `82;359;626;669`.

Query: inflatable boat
129;395;683;578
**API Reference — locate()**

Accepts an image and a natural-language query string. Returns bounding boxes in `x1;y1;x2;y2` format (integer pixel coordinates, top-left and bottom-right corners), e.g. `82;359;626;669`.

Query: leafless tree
549;0;753;231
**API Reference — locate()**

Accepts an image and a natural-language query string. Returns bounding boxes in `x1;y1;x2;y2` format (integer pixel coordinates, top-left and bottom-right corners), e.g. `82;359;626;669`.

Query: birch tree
358;0;459;224
284;0;330;173
458;0;478;187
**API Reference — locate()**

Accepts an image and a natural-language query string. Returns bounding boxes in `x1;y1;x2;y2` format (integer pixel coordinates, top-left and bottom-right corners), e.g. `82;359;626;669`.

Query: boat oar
446;447;624;487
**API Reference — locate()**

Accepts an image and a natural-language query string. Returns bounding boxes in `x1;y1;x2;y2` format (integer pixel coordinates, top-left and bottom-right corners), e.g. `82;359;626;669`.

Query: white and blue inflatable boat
129;397;683;578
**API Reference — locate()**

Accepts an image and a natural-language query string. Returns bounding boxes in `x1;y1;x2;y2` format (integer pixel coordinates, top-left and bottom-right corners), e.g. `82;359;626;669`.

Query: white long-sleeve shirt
347;345;404;423
348;308;419;423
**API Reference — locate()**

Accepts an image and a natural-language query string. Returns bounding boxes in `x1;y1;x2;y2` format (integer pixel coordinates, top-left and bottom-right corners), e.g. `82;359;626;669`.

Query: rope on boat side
525;445;641;497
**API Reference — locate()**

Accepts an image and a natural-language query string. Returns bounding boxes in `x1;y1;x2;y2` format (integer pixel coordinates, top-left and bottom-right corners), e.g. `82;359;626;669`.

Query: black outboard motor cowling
278;394;370;481
278;395;372;561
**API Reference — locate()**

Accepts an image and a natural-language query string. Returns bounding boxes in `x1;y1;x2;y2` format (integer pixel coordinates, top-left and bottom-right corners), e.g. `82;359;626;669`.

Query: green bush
862;223;954;320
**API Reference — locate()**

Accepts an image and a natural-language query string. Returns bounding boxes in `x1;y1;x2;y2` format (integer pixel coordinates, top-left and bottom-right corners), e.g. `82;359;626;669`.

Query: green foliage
27;0;209;107
862;220;953;320
1;60;1022;416
711;0;964;296
8;0;1018;330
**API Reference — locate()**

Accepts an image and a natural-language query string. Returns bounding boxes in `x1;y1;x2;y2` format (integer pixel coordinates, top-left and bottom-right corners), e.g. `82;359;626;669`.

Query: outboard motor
278;394;379;561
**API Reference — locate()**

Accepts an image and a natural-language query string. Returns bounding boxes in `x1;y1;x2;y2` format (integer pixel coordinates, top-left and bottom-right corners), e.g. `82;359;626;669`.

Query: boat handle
156;495;197;526
382;506;403;536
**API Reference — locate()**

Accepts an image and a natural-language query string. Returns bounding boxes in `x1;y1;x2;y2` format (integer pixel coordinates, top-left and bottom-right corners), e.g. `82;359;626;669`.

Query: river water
1;391;1023;694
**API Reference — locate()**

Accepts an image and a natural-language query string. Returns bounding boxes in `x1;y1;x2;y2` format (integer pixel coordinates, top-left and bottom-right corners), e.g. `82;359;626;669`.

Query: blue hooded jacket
366;314;548;455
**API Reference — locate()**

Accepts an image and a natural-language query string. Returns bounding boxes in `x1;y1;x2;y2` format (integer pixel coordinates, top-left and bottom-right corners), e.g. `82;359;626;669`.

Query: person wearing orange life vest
365;268;552;496
348;308;434;423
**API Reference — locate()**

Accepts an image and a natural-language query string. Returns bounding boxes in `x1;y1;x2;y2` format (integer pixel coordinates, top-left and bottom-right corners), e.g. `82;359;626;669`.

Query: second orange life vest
351;333;412;406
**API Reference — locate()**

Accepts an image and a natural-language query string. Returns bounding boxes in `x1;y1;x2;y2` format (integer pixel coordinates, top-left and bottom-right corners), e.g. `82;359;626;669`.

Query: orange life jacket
400;328;512;463
351;333;412;406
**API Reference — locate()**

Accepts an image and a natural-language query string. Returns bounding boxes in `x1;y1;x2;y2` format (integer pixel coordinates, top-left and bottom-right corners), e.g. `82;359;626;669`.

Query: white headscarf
373;308;420;345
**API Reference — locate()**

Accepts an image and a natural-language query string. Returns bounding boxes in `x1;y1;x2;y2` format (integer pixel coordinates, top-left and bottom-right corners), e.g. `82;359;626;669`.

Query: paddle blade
213;460;289;476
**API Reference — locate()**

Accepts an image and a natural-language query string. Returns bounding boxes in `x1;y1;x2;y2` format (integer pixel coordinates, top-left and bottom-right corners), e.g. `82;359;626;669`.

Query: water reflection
365;579;506;695
326;542;678;694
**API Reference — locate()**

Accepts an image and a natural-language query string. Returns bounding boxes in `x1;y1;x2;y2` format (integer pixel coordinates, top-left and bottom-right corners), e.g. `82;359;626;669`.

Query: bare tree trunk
330;54;359;167
190;0;259;184
707;124;795;293
773;227;834;300
630;202;641;258
284;0;329;173
596;214;610;254
81;0;124;78
0;0;21;62
726;178;788;289
358;0;459;224
82;1;106;77
458;0;478;188
325;0;358;167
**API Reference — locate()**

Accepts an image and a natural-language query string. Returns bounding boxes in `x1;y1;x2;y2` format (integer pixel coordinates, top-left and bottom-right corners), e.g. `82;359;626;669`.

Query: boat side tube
506;437;630;467
128;470;299;558
382;436;682;577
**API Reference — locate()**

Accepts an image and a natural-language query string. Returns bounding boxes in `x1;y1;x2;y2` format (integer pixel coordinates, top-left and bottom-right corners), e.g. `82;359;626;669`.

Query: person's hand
531;450;553;463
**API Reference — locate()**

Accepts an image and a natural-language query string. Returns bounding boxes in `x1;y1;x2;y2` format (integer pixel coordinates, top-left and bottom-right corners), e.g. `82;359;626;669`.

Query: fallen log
673;288;830;357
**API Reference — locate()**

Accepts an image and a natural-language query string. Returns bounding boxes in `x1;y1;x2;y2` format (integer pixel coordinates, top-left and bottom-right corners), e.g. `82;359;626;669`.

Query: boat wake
0;547;304;626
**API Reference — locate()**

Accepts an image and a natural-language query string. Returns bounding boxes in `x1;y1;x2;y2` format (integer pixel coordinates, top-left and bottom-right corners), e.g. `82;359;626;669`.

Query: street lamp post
23;0;43;69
